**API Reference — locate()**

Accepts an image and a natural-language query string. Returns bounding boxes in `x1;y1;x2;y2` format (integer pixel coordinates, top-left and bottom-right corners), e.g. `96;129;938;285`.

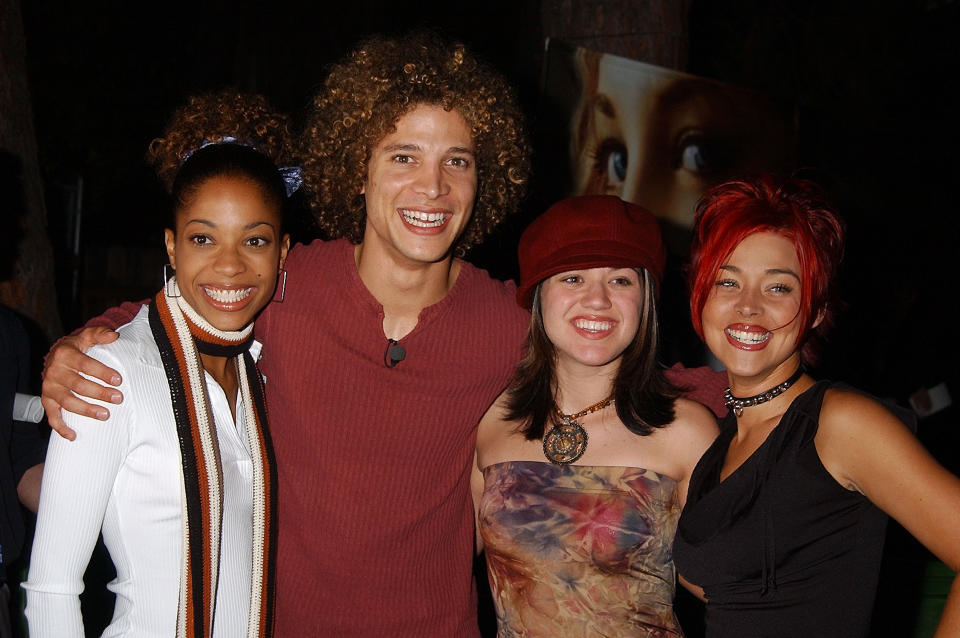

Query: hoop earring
272;269;287;303
163;264;181;298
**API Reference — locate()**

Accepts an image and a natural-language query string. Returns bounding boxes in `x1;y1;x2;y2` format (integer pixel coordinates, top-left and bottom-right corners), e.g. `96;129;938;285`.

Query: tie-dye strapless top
478;461;683;637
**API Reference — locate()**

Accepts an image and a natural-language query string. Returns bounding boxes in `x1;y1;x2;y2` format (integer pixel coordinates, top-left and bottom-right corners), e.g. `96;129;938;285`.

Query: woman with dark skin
24;92;293;637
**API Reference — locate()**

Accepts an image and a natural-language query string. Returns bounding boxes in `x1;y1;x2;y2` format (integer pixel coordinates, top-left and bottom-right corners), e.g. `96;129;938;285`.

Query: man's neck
354;241;461;340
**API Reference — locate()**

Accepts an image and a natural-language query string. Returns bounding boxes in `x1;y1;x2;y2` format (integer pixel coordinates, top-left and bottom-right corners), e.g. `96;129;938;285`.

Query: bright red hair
688;175;845;361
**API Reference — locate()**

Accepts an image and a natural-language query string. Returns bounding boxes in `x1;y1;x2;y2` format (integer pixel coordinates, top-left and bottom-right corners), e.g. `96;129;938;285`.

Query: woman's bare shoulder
671;397;721;441
819;387;910;438
650;398;720;472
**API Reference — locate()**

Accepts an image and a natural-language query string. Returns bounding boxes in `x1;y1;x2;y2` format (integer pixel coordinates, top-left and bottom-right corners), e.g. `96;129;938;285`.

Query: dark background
22;1;959;399
18;0;960;635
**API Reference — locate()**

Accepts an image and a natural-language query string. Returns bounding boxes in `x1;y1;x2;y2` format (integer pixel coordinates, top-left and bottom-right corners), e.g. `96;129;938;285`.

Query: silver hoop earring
163;264;181;298
272;269;287;303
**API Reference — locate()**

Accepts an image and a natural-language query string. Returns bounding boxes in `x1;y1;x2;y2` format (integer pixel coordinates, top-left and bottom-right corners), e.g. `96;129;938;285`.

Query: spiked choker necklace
542;394;616;465
724;366;804;417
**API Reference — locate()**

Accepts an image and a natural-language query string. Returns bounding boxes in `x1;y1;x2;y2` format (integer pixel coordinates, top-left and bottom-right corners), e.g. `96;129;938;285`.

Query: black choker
724;367;804;417
193;335;254;358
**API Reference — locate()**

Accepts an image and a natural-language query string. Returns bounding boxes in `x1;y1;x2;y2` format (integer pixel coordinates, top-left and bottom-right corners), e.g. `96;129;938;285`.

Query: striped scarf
148;280;276;637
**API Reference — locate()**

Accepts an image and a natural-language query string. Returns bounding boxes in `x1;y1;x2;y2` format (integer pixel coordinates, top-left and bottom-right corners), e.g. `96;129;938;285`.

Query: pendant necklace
724;366;804;417
543;394;616;465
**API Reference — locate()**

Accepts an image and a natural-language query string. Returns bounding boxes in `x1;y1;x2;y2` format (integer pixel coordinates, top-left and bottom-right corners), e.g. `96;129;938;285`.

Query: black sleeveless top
673;381;892;638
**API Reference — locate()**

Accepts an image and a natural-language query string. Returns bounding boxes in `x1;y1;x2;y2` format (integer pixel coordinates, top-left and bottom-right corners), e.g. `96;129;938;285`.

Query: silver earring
163;264;180;298
272;269;287;303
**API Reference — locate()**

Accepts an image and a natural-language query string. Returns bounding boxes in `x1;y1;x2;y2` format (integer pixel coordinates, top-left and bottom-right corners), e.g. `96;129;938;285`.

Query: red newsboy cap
516;195;666;309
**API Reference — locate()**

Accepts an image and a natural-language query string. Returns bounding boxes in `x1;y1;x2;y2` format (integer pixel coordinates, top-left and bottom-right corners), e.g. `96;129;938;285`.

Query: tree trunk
541;0;692;68
0;0;63;343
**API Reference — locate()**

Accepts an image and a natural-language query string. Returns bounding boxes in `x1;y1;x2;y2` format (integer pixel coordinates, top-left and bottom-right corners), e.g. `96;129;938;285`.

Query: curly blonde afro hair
301;32;531;256
148;90;295;194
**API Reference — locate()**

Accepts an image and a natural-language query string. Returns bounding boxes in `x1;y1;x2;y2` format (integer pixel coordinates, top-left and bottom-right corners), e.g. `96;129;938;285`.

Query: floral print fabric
479;461;683;637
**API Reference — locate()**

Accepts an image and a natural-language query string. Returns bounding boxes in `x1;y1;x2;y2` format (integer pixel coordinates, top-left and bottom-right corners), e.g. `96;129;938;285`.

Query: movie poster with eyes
540;39;796;257
539;39;796;364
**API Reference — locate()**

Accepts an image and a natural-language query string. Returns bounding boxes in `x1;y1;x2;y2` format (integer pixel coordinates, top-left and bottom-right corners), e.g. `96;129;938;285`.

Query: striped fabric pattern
149;282;275;637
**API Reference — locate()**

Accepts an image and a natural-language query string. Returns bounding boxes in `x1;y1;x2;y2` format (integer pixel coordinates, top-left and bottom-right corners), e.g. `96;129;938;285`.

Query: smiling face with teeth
540;267;646;376
164;175;290;332
701;231;810;390
360;104;478;269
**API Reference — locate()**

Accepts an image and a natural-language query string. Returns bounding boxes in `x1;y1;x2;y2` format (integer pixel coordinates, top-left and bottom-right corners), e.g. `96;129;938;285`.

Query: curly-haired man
43;33;531;636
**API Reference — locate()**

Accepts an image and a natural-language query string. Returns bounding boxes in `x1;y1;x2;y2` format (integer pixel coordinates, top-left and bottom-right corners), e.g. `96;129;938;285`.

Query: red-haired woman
673;175;960;637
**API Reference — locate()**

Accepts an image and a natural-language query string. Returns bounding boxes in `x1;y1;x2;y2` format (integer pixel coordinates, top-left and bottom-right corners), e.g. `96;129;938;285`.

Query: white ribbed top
24;306;259;637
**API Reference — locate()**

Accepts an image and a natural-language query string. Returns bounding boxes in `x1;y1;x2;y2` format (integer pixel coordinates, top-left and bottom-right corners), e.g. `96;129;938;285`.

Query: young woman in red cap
472;195;718;636
673;175;960;637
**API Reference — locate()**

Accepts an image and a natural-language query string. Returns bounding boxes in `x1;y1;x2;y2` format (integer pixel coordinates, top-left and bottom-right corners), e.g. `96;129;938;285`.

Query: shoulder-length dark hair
506;268;679;439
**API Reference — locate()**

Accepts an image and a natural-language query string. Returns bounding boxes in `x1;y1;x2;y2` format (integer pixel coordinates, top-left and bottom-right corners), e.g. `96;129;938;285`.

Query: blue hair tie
180;136;251;161
278;166;303;197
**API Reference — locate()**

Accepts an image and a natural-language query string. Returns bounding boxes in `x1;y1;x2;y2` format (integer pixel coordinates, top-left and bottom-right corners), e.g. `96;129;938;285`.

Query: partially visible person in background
673;175;960;637
0;304;45;638
1;149;48;638
24;91;294;637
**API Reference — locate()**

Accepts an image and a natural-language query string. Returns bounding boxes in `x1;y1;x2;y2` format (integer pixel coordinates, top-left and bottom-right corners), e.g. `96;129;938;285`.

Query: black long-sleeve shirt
0;305;47;572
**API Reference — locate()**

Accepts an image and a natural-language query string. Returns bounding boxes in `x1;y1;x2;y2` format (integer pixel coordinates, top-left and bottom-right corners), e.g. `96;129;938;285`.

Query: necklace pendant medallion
542;419;589;465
